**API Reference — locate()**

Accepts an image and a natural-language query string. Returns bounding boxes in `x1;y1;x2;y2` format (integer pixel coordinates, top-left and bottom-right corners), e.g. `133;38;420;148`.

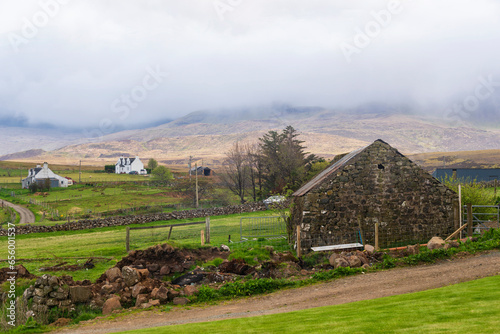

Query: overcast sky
1;0;500;133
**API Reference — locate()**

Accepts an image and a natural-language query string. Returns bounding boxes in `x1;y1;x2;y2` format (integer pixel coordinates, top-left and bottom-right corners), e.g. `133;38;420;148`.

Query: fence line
239;216;286;241
126;219;208;252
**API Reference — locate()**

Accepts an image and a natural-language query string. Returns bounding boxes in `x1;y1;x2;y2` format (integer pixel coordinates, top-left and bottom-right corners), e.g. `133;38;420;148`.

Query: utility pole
79;160;82;183
195;162;199;208
188;156;193;179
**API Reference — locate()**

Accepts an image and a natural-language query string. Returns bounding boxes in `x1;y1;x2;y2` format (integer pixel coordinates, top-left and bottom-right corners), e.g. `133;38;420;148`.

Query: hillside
16;132;368;167
3;106;500;168
0;127;80;156
409;149;500;171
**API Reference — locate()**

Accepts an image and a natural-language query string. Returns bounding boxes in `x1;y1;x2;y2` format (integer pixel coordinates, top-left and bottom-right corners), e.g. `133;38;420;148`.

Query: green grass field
0;184;189;224
0;210;287;281
119;274;500;334
0;172;148;184
0;207;14;225
19;184;173;220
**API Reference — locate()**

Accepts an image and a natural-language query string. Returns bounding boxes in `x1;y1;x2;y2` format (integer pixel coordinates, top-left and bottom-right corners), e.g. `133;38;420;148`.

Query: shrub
196;278;297;303
443;176;496;207
311;267;363;281
228;247;272;265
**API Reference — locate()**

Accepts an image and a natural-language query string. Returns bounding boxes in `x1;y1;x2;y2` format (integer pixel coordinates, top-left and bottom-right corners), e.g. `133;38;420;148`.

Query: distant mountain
97;105;500;153
3;104;500;167
0;127;81;156
0;149;46;161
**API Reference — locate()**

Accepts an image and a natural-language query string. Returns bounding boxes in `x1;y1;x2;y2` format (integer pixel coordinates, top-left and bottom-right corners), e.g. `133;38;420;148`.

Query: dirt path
54;250;500;334
0;199;35;224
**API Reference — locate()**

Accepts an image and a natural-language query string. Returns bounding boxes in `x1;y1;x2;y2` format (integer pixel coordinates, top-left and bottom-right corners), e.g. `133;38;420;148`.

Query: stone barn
291;139;459;250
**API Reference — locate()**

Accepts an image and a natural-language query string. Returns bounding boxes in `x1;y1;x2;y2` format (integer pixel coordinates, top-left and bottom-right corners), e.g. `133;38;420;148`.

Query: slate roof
117;157;136;166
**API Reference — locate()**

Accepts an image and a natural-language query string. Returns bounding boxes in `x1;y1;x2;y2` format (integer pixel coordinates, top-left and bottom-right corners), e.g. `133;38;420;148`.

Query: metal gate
462;205;500;233
239;216;286;241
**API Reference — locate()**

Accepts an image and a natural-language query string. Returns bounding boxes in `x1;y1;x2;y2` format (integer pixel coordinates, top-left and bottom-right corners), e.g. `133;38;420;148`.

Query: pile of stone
97;265;200;314
107;243;229;281
22;275;93;314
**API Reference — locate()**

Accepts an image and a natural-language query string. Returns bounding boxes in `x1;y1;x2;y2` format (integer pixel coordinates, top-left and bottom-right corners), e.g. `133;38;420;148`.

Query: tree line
220;125;328;203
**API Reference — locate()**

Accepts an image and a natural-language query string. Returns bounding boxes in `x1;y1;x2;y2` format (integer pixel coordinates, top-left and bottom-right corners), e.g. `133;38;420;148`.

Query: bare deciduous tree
220;142;248;204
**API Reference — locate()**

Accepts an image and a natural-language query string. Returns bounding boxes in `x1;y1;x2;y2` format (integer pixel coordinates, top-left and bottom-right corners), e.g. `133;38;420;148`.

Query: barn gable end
291;140;459;250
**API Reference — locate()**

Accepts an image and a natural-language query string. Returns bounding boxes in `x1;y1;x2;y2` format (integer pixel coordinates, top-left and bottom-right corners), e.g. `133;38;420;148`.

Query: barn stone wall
292;141;459;250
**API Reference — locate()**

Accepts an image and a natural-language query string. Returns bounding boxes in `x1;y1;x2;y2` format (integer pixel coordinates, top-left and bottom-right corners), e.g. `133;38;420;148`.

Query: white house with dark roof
115;156;144;174
22;162;69;189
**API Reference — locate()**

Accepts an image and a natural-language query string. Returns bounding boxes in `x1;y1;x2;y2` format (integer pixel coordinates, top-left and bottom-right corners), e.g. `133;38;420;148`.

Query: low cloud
0;0;499;131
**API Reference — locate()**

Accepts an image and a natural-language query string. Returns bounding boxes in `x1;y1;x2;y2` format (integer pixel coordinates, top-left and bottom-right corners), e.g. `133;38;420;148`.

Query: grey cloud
0;0;499;130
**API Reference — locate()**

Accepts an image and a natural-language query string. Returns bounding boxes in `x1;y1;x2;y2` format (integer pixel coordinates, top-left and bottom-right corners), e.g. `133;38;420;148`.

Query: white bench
311;243;364;252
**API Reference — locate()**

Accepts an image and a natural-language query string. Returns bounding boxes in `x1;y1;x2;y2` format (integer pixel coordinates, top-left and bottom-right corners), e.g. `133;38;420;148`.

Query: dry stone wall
0;202;267;236
22;275;94;314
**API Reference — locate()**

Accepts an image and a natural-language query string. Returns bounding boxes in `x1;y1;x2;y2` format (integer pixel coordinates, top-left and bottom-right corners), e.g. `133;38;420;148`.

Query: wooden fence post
205;217;210;244
375;223;380;251
201;230;205;246
126;227;130;252
467;203;473;237
296;225;301;258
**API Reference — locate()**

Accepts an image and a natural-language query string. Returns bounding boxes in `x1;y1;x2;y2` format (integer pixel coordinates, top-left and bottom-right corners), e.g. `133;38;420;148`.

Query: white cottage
115;156;144;174
22;162;69;189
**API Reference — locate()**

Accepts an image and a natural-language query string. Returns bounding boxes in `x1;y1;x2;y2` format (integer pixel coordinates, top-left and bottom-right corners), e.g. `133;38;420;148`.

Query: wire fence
299;207;500;252
126;215;292;253
299;222;459;252
126;221;207;251
231;215;290;252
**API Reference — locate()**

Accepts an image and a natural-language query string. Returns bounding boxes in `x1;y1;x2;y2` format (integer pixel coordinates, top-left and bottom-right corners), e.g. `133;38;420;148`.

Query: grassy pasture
120;274;500;334
0;207;13;224
21;184;175;222
0;210;286;281
0;160;150;184
0;184;191;225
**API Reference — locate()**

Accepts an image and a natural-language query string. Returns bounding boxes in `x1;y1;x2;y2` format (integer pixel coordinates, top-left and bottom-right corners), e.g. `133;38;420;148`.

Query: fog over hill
2;1;500;161
2;104;500;166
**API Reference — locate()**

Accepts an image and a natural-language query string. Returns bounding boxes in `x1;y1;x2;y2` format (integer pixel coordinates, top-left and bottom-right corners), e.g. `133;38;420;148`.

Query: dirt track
0;199;35;224
53;250;500;334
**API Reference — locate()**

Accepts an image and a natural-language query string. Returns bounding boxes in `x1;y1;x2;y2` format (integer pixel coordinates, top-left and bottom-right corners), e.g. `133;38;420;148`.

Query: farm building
22;162;69;189
291;140;460;250
190;166;213;176
433;168;500;183
115;156;144;174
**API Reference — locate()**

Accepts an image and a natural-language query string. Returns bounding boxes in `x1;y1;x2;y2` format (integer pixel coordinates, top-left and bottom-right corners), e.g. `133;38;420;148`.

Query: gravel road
0;199;35;224
53;250;500;334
